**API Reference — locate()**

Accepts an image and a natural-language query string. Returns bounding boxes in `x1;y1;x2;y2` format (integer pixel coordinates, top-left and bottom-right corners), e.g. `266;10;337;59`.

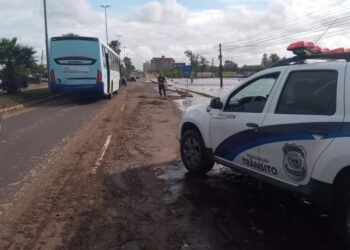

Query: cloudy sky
0;0;349;69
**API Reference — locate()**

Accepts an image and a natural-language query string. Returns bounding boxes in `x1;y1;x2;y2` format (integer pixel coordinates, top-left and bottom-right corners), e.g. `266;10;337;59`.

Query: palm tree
0;38;36;94
109;40;121;55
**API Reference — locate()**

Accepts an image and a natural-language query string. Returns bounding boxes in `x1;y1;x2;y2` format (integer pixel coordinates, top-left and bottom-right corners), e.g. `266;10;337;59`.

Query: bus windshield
50;38;100;63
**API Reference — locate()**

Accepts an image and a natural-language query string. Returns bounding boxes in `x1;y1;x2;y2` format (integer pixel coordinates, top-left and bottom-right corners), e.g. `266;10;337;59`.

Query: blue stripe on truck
215;122;347;161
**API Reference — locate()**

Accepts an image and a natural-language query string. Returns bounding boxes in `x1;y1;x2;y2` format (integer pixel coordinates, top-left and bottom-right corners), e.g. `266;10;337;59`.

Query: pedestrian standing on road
158;73;167;97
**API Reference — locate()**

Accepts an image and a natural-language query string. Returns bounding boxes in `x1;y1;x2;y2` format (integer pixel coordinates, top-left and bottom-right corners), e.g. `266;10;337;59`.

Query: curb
0;94;62;114
179;88;215;99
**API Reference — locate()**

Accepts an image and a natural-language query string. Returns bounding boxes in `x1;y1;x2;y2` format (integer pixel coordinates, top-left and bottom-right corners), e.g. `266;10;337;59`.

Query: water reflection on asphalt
158;163;342;250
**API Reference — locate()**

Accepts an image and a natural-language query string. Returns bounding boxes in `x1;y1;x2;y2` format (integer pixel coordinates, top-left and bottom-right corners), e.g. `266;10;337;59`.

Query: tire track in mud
0;82;185;250
0;85;135;249
64;87;185;250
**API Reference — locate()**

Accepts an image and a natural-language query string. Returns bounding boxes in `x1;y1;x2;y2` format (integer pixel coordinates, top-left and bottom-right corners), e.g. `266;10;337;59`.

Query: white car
179;41;350;245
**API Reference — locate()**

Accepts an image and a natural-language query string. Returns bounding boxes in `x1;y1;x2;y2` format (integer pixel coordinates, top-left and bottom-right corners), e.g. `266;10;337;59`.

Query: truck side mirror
209;97;223;110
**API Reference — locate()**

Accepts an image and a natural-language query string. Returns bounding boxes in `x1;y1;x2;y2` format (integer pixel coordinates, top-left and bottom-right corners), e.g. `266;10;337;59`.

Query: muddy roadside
0;81;187;249
0;81;343;250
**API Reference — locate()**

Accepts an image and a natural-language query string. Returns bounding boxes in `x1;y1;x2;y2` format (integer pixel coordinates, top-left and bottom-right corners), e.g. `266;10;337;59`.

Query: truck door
259;65;345;186
210;72;282;176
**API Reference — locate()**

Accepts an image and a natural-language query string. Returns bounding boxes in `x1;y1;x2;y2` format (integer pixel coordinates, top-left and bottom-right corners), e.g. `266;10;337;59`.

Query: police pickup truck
179;41;350;244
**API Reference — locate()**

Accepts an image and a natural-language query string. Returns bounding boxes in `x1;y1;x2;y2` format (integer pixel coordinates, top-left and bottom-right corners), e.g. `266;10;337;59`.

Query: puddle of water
157;165;187;204
156;162;338;249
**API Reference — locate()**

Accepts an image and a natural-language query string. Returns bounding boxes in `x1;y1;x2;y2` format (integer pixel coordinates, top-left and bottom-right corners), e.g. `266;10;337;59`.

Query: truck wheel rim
183;137;201;168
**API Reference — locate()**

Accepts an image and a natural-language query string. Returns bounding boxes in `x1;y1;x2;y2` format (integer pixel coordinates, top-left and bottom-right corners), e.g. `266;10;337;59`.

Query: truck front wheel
181;130;214;175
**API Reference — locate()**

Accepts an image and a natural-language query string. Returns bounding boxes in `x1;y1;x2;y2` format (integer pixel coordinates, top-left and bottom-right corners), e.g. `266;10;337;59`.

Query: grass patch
0;87;51;109
179;88;215;99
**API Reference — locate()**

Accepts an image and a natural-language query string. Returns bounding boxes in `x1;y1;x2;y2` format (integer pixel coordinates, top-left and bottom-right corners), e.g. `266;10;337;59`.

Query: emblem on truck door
283;143;307;181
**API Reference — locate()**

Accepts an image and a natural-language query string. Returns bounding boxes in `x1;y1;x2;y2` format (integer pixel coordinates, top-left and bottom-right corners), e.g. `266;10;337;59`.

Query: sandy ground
0;82;186;249
0;81;344;250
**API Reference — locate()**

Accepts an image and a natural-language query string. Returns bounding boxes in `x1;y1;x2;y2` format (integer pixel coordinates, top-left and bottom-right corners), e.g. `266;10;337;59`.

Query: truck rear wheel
335;191;350;247
181;130;214;175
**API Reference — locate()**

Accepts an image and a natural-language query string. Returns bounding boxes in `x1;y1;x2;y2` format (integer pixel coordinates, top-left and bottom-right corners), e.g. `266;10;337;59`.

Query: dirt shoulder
0;81;341;250
0;81;185;249
0;86;51;111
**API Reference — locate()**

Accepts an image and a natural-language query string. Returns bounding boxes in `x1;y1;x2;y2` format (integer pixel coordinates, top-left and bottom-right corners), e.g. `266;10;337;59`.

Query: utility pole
116;34;122;42
40;49;44;84
219;43;223;88
190;52;193;83
43;0;49;77
122;47;126;59
101;5;111;44
41;50;44;66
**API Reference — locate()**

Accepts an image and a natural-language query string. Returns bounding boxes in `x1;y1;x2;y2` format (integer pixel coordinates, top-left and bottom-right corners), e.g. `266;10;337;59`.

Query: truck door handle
246;123;259;128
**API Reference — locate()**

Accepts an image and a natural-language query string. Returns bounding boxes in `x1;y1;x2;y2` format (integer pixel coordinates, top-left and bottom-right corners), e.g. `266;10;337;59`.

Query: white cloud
0;0;349;69
131;0;188;24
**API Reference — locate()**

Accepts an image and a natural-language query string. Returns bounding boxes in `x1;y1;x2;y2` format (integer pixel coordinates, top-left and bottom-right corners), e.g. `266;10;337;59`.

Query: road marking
92;135;112;174
121;104;125;112
9;180;25;186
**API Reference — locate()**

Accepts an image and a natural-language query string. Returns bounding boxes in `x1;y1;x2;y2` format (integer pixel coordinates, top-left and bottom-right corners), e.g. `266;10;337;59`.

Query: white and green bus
49;36;121;97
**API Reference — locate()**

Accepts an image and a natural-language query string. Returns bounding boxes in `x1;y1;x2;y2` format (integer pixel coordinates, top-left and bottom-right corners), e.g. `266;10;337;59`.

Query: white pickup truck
179;41;350;245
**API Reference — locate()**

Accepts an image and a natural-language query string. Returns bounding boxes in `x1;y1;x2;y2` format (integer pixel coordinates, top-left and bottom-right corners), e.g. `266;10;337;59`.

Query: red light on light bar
330;48;345;53
344;49;350;52
312;45;321;53
287;41;315;51
321;48;330;53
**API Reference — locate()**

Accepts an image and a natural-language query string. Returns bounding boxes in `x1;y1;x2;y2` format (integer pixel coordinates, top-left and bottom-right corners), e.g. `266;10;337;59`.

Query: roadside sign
181;65;192;74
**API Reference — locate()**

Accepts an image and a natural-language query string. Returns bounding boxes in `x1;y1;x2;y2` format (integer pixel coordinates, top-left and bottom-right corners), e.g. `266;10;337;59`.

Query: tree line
150;52;282;79
0;38;43;94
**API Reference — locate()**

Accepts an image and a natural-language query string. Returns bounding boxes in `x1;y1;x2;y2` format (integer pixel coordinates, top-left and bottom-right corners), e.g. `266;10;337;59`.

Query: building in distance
143;61;151;73
150;56;175;71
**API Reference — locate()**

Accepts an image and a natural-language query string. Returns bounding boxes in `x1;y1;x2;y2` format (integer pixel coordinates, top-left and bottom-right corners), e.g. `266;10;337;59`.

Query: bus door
105;52;111;93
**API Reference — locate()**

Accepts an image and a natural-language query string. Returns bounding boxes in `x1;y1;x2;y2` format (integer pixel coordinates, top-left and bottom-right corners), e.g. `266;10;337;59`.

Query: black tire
181;130;214;175
104;92;113;100
335;191;350;247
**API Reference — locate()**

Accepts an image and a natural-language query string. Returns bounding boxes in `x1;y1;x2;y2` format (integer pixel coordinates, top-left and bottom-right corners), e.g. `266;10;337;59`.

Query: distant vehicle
49;36;121;98
120;76;127;86
128;76;136;82
179;41;350;246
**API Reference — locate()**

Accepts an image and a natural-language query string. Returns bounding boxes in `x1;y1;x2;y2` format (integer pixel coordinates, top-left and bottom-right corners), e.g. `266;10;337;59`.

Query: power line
221;17;350;52
222;14;350;50
191;2;350;65
223;28;350;59
194;4;350;56
221;5;350;46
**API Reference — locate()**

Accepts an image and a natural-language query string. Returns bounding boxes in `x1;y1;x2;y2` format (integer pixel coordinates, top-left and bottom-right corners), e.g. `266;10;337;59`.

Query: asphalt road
0;94;111;203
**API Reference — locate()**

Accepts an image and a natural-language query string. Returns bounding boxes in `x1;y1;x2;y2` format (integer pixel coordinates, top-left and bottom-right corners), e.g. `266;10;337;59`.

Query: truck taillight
49;70;56;84
96;70;102;84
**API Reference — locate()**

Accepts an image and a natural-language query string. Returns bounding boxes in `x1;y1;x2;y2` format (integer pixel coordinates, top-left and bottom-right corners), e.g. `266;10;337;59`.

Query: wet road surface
0;82;343;249
159;163;341;250
0;94;110;202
